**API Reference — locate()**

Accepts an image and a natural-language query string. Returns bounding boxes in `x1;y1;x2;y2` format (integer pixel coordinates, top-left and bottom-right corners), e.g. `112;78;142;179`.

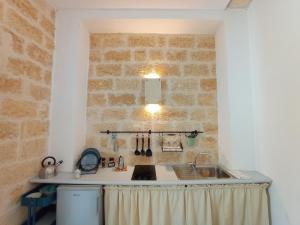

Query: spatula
146;134;152;157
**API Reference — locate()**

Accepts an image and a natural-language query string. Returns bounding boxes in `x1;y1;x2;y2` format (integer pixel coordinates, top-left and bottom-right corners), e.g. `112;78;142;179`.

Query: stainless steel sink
172;164;234;180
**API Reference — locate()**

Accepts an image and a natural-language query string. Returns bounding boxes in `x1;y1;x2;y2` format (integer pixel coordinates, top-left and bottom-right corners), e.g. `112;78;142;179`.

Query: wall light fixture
144;72;161;114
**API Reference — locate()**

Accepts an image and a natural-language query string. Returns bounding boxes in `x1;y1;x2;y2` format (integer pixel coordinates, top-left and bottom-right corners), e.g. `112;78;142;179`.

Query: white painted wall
49;12;90;171
248;0;300;224
216;9;255;170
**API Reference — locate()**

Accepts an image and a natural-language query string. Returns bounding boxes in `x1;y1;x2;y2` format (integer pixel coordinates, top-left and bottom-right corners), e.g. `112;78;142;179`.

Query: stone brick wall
0;0;55;224
86;33;218;166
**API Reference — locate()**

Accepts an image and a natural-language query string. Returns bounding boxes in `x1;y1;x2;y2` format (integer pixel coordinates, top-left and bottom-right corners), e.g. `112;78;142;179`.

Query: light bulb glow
145;104;161;114
144;72;160;79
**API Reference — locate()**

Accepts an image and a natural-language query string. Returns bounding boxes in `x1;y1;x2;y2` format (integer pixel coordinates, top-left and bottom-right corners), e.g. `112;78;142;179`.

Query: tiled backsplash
86;33;218;165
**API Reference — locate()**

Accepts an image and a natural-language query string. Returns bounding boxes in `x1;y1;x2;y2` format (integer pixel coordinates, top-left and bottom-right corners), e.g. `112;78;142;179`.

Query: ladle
134;134;140;155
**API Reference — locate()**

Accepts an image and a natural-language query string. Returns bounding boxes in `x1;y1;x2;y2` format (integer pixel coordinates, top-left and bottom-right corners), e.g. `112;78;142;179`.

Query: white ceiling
47;0;231;10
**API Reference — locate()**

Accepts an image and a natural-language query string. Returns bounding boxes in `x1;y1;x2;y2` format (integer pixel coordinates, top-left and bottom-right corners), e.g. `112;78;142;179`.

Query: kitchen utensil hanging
140;134;145;156
111;133;118;152
145;133;152;157
185;131;198;147
161;133;183;152
134;133;140;155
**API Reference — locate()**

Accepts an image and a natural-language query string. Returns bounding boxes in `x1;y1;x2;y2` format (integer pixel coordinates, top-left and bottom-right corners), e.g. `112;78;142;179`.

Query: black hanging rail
100;130;203;136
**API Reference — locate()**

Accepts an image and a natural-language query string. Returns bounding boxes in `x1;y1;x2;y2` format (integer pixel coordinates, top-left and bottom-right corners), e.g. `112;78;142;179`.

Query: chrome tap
191;152;210;169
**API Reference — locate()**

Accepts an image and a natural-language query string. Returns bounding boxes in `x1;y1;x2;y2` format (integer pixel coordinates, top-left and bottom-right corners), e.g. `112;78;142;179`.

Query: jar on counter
108;157;115;168
101;157;106;168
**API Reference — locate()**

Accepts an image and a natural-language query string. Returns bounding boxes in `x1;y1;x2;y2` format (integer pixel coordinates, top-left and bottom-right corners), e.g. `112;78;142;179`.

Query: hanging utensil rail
100;130;202;136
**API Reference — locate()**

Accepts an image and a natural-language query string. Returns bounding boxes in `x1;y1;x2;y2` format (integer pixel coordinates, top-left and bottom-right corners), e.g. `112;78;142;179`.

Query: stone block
92;122;118;133
184;64;209;77
44;36;55;51
198;93;216;106
30;84;50;101
21;120;48;138
7;10;43;44
38;104;49;119
134;50;146;61
88;79;113;91
1;99;37;118
0;161;38;186
196;36;215;49
149;50;164;60
115;79;140;91
206;108;218;121
125;64;152;76
154;64;180;77
210;64;216;76
171;94;195;106
191;109;206;121
128;35;156;47
27;43;52;66
0;142;18;163
8;184;24;206
200;78;217;91
159;108;187;121
87;94;107;107
157;36;166;47
203;122;218;134
130;108;153;121
104;50;130;62
7;57;42;81
157;152;183;164
90;34;125;48
0;1;3;22
102;34;125;48
96;64;121;76
199;136;218;150
171;78;199;92
21;138;46;159
43;70;52;86
102;109;127;121
0;121;18;140
7;0;38;20
168;36;194;48
4;28;24;54
166;50;187;61
191;51;216;61
90;50;102;63
40;16;55;36
108;94;135;105
0;75;22;94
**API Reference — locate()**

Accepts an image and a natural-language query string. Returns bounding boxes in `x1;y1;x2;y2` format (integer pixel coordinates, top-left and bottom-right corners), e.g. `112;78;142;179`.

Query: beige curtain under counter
104;184;270;225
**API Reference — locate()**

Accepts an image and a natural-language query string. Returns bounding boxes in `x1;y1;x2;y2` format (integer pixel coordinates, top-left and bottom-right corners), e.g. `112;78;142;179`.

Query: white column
49;11;90;171
216;9;255;170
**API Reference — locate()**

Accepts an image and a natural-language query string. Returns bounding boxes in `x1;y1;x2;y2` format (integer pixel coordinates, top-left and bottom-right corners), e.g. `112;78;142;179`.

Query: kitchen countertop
30;165;272;186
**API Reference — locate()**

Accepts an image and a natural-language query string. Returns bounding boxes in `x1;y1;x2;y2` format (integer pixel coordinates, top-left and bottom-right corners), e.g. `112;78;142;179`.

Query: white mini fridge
57;185;103;225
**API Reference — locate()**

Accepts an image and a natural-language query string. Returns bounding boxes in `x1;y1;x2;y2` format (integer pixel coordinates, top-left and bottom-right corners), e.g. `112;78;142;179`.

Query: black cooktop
131;165;156;180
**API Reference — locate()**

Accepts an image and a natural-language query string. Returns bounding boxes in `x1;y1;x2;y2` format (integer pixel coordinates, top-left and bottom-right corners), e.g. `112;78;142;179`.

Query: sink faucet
191;153;210;169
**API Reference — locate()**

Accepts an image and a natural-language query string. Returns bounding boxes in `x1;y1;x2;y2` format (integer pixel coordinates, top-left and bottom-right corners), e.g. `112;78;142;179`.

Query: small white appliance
57;185;103;225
